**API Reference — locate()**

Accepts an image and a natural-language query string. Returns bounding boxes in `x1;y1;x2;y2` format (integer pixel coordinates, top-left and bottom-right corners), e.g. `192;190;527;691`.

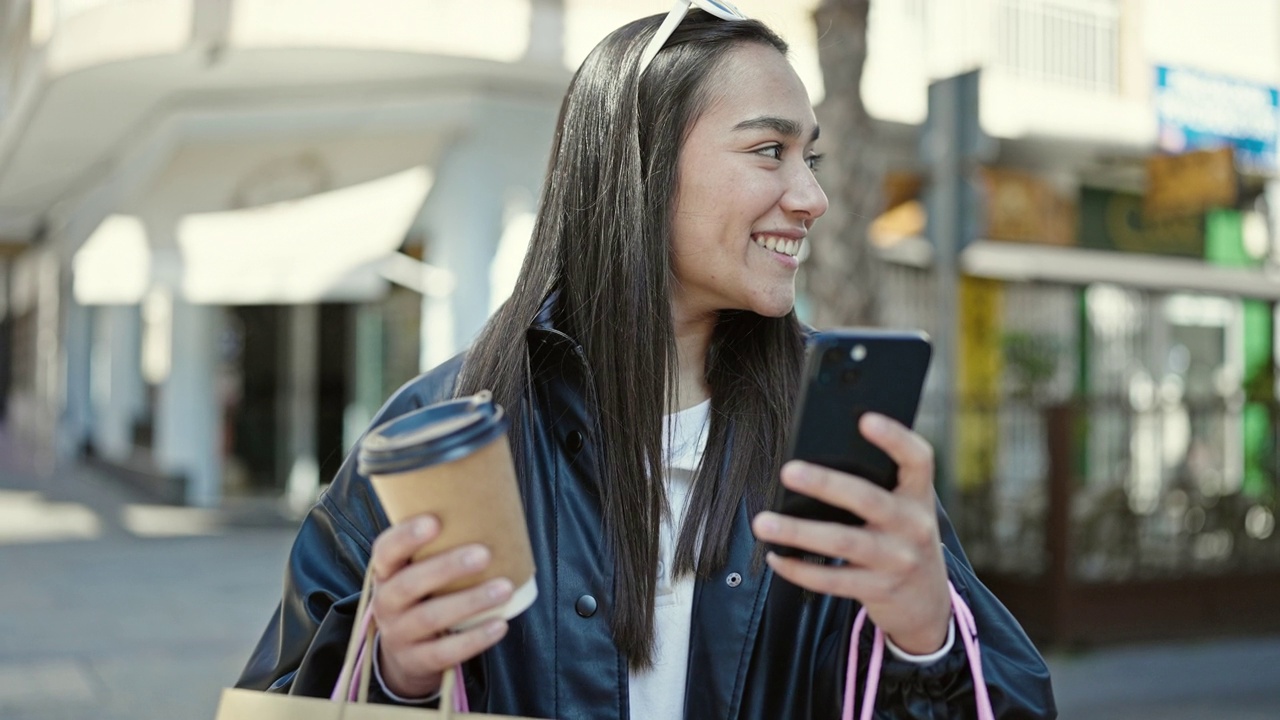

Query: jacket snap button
726;572;742;588
575;594;597;617
565;430;584;455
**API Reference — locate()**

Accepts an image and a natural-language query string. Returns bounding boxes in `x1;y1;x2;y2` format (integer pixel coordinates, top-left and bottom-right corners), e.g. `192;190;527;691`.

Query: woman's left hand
751;412;952;655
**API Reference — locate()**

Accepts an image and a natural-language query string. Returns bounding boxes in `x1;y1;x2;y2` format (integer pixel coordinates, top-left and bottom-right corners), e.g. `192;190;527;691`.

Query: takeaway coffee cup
358;391;536;629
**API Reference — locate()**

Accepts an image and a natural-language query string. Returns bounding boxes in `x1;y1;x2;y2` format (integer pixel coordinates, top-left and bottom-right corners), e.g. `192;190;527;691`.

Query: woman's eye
807;153;825;171
756;144;784;160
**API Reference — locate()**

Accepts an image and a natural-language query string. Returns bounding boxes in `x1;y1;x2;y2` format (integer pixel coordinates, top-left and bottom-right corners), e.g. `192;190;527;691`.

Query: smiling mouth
752;234;802;258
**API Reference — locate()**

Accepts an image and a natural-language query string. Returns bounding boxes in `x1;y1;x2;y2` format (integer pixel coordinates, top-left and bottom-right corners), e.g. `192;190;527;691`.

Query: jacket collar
530;290;560;333
526;290;585;353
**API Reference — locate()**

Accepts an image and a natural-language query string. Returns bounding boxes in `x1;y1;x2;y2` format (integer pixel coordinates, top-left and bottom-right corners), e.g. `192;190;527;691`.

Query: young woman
238;6;1056;718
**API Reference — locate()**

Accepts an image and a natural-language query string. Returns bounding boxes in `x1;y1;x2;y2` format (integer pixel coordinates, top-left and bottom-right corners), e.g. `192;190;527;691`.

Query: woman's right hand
370;514;514;699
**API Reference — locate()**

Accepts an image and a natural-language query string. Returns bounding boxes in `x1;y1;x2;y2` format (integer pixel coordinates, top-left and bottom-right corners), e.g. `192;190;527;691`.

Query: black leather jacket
238;307;1056;719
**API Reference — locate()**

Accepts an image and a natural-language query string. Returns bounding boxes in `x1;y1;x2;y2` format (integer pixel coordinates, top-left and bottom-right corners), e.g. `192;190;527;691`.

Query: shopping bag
841;581;996;720
215;568;542;720
215;687;516;720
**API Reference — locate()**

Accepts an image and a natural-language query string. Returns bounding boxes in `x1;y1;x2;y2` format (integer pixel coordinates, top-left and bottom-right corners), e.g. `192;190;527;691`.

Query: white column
56;279;92;461
345;303;384;451
281;303;320;516
527;0;564;65
419;140;505;370
31;250;61;468
147;225;223;508
90;305;145;462
417;100;557;370
153;293;223;507
1118;0;1146;99
421;291;457;372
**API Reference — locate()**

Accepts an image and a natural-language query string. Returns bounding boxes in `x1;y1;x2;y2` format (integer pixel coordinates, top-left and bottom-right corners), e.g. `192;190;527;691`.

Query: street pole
923;70;995;508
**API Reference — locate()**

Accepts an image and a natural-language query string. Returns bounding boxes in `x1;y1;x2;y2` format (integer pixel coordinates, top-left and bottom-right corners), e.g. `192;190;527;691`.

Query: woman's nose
783;164;829;220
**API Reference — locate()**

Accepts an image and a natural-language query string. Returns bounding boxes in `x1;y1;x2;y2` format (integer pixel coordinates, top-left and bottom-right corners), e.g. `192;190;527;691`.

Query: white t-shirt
627;398;710;720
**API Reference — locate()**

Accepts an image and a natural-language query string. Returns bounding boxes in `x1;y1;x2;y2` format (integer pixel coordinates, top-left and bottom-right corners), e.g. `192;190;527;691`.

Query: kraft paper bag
214;687;530;720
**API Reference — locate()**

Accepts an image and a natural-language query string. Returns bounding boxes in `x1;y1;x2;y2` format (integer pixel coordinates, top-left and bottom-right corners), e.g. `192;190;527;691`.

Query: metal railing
873;0;1121;93
992;0;1120;93
948;396;1280;581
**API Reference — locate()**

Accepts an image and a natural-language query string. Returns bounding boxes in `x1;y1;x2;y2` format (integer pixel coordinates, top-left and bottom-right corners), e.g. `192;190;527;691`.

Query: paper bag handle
332;566;470;716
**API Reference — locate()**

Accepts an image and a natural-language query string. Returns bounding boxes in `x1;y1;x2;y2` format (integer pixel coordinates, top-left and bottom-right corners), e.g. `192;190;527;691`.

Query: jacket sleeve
234;493;374;697
850;500;1058;719
234;356;465;698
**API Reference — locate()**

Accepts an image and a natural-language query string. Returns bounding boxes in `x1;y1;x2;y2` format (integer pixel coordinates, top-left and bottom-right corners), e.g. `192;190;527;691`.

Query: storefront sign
1145;147;1238;220
981;167;1076;246
1155;65;1280;175
1079;187;1203;258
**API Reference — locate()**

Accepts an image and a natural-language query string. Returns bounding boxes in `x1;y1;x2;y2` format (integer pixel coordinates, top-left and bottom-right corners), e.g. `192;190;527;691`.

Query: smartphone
771;329;933;547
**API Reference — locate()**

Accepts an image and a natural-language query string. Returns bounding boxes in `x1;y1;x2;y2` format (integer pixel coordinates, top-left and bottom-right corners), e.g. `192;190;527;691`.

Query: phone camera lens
822;347;843;367
841;367;862;386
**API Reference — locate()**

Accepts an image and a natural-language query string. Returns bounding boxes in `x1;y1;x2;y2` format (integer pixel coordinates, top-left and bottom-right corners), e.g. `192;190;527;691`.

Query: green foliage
1003;331;1063;400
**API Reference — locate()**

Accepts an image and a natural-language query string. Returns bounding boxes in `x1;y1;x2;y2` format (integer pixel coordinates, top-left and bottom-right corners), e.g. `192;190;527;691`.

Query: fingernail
755;513;780;535
786;462;811;485
462;546;489;569
412;517;433;538
485;620;507;638
487;579;514;601
863;413;887;434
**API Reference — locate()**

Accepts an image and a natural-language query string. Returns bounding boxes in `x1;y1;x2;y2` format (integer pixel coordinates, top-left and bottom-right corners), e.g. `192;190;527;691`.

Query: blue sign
1155;65;1280;175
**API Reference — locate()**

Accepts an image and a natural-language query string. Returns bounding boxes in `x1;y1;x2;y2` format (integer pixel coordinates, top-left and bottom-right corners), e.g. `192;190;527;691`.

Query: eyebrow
732;116;821;142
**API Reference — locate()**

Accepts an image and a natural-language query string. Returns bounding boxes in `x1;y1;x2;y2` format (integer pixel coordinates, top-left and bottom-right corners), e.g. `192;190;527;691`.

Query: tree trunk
804;0;882;328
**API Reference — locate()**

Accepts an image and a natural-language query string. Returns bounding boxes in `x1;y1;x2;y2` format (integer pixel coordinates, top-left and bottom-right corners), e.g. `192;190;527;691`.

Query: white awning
73;166;432;305
878;236;1280;301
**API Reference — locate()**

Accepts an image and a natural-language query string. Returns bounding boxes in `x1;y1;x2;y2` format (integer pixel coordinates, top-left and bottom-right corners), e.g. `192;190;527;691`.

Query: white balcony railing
992;0;1120;93
874;0;1121;94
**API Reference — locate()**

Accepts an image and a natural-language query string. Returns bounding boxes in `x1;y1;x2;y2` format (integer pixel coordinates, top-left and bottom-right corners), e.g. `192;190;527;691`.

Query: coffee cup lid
358;391;508;475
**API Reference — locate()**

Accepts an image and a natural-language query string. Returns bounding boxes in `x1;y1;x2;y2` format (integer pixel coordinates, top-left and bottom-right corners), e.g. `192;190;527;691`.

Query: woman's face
670;42;828;322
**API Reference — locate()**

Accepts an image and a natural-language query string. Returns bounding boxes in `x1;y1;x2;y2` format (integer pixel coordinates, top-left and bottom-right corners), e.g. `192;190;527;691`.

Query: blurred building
0;0;577;512
0;0;823;511
863;0;1280;645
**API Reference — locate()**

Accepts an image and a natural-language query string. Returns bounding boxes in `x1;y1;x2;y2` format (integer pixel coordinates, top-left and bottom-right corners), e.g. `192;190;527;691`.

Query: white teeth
753;235;802;257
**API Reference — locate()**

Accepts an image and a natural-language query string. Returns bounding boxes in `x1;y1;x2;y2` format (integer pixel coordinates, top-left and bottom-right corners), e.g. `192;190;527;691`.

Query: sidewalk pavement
1047;636;1280;719
0;431;297;720
0;429;1277;719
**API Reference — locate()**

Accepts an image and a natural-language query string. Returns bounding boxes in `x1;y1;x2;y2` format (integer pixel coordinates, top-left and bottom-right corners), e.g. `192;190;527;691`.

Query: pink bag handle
841;581;994;720
331;569;470;714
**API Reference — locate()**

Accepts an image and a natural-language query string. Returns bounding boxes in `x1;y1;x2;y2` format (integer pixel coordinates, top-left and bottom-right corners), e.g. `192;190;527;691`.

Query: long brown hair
456;10;805;669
